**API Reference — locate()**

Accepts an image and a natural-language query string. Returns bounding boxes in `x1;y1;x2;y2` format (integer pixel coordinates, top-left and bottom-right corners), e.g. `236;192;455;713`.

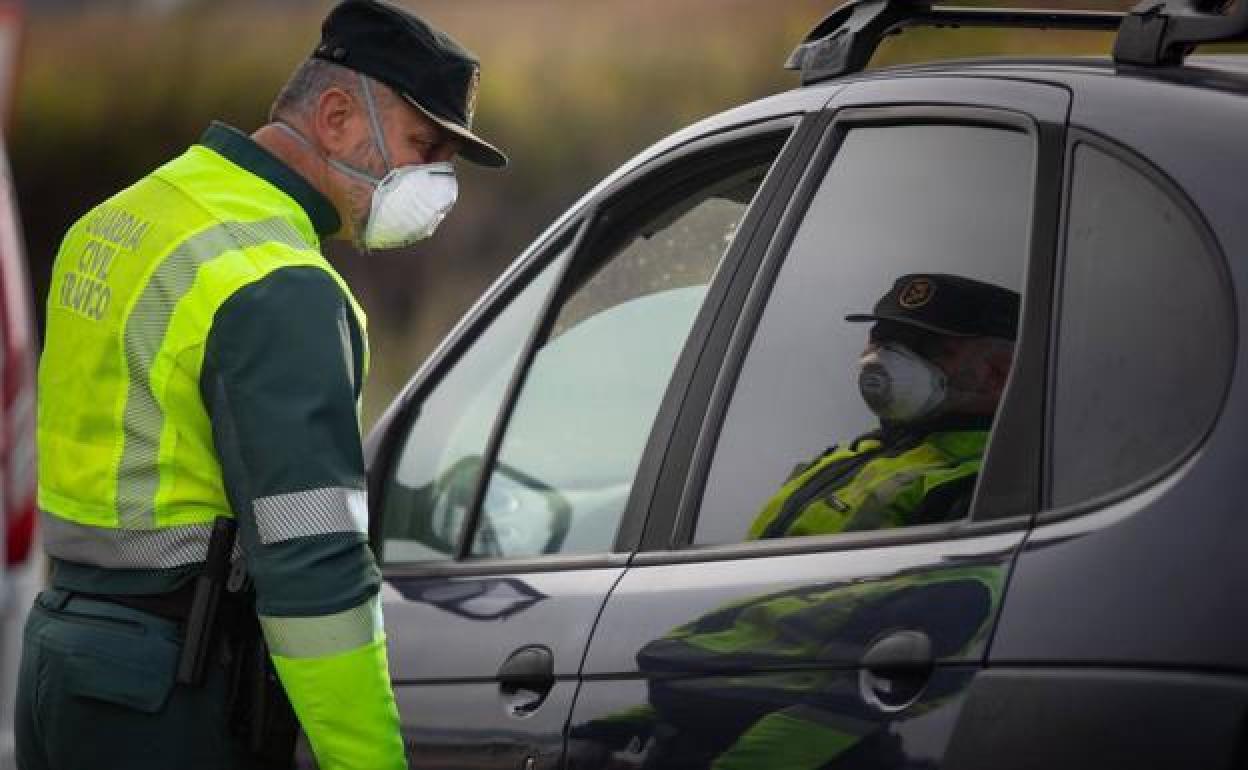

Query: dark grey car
354;0;1248;767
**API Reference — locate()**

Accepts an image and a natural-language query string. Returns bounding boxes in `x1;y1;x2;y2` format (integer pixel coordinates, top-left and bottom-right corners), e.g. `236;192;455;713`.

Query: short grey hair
270;58;361;124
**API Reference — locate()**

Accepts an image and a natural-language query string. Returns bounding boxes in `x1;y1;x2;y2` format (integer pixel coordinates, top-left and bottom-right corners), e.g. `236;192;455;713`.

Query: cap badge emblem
899;278;935;309
465;67;481;127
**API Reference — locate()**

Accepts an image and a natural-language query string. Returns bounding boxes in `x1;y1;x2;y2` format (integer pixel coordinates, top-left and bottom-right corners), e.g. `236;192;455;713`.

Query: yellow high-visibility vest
37;141;367;568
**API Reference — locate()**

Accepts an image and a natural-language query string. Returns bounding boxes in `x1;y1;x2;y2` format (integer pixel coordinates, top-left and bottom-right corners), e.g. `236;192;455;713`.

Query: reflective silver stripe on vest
253;486;369;545
41;509;216;569
116;217;313;528
260;594;382;659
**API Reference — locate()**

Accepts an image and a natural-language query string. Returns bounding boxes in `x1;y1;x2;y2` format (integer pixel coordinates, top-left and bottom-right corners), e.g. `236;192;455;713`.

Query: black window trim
372;114;810;576
381;551;634;580
640;102;1067;561
1037;126;1238;526
630;515;1032;567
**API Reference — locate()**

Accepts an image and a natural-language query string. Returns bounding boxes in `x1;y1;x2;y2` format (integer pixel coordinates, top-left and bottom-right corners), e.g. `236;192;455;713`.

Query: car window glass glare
379;238;573;564
470;152;786;559
696;123;1033;546
1050;143;1232;507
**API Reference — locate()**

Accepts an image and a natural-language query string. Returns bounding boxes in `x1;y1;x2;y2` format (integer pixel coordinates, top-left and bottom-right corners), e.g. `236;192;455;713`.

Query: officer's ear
983;340;1015;392
312;86;366;157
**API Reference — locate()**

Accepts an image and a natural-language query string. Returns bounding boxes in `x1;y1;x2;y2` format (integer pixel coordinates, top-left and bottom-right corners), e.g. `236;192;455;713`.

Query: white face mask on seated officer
857;342;950;424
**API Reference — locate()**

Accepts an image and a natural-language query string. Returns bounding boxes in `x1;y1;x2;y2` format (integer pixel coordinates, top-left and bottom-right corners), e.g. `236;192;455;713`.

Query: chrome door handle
498;644;554;692
498;645;555;716
859;630;933;712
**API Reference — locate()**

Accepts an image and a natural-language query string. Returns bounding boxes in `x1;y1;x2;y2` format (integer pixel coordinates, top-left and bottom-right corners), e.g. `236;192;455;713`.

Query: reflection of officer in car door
572;566;1003;770
749;273;1020;539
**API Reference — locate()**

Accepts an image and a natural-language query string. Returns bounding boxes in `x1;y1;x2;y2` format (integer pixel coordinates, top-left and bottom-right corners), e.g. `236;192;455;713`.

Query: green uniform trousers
15;589;263;770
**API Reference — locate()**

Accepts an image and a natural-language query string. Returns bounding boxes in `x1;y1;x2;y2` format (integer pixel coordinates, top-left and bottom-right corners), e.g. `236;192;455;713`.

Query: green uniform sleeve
203;265;407;770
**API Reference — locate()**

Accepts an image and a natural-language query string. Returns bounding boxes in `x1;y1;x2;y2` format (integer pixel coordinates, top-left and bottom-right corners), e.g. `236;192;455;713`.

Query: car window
1049;142;1233;508
379;233;575;563
694;122;1034;546
468;152;786;559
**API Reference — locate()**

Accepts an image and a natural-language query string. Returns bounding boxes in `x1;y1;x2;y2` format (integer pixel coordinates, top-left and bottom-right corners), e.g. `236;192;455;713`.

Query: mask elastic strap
274;119;382;188
273;120;320;156
357;74;393;172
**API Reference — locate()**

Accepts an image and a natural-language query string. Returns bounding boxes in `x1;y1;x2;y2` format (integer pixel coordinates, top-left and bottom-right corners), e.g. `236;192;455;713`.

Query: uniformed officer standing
16;2;507;769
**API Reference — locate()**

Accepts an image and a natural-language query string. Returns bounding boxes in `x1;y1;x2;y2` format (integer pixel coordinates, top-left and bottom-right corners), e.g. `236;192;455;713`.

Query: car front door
358;117;805;770
566;78;1070;770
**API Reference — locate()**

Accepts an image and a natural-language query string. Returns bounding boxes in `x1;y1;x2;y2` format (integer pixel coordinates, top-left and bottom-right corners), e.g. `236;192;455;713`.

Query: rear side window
1049;141;1233;508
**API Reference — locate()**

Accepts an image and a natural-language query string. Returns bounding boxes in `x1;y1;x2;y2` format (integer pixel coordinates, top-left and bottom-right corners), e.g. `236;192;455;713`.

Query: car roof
656;51;1248;147
868;53;1248;84
475;47;1248;343
616;54;1217;169
507;48;1248;281
1187;53;1248;77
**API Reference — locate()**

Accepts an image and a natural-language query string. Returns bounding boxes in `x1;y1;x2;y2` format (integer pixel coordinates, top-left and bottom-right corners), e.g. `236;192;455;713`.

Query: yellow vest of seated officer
748;430;987;540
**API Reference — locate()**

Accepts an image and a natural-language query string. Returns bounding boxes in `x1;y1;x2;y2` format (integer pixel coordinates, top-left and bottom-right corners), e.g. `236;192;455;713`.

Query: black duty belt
75;581;198;623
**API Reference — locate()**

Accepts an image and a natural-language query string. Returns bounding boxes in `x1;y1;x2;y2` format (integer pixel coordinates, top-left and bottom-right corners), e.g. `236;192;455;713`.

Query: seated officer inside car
748;273;1019;540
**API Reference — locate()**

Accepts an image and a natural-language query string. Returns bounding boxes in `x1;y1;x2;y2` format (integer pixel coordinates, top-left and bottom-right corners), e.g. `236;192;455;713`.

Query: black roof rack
786;0;1248;84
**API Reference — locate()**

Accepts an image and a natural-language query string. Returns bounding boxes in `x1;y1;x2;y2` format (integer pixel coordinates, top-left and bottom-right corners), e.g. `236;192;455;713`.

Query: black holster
223;588;300;768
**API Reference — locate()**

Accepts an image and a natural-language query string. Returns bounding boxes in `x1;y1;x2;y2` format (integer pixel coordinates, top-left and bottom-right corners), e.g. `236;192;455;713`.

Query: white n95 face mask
359;161;457;250
857;342;948;423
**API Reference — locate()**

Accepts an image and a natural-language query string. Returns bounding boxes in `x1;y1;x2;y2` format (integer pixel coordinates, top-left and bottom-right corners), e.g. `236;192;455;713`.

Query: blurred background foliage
13;0;1132;426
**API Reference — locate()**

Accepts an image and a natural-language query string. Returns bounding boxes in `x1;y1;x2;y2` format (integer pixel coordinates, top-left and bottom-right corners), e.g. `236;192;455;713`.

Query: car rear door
356;112;810;770
949;72;1248;770
566;77;1071;770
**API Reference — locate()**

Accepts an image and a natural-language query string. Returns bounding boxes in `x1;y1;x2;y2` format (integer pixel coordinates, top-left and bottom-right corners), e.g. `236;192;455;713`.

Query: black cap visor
402;93;507;168
844;312;978;338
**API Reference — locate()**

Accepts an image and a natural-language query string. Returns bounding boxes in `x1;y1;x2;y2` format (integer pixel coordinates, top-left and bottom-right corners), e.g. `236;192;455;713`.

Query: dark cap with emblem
313;0;507;168
846;273;1020;340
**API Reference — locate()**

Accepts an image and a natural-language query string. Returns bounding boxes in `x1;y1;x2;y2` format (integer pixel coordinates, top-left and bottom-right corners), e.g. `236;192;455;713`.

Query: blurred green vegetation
12;0;1136;426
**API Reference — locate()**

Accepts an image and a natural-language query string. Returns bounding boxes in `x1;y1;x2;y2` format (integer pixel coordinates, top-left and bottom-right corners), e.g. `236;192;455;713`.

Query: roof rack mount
786;0;1248;84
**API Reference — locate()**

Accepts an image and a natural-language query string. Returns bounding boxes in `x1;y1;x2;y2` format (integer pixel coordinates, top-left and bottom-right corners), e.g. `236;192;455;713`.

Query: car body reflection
568;566;999;769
